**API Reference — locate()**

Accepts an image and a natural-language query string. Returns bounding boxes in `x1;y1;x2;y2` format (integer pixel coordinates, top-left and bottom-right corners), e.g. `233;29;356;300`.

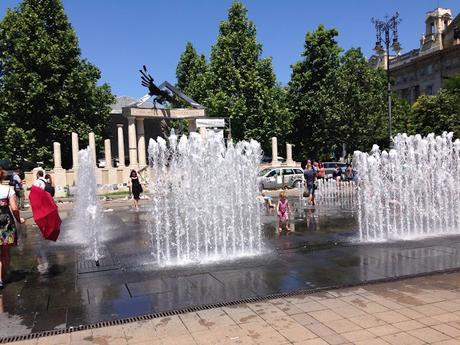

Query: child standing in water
277;191;290;233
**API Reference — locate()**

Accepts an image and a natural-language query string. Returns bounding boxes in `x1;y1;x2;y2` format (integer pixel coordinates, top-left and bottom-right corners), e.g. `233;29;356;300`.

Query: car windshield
258;168;272;176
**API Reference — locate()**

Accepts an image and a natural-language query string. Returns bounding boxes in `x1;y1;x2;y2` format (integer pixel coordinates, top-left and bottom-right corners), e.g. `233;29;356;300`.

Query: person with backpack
33;170;47;190
12;169;25;210
0;167;25;289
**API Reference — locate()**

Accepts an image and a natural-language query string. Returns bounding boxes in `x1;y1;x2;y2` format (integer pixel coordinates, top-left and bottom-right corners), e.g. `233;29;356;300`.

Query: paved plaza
5;271;460;344
4;198;460;342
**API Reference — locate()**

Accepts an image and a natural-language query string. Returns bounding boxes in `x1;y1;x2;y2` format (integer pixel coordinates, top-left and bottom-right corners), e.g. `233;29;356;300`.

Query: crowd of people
0;167;60;288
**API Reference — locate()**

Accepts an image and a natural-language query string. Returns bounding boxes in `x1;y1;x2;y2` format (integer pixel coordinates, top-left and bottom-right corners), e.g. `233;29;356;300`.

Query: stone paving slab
6;272;460;344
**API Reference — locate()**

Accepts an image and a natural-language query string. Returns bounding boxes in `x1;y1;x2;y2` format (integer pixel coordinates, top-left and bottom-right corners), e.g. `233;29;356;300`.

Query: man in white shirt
33;170;47;190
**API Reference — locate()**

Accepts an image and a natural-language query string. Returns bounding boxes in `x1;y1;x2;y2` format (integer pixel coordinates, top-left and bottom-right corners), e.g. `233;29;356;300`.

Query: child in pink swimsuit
277;191;290;233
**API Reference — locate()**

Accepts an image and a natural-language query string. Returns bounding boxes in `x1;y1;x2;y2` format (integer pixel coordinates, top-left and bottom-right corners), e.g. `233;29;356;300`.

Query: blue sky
1;0;459;98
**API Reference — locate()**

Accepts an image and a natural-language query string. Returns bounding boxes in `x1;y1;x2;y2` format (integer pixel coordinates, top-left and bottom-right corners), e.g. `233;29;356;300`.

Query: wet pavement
11;270;460;344
2;197;460;339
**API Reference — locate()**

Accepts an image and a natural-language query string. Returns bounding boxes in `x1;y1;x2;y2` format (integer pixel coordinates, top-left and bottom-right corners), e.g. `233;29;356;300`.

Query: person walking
12;169;24;210
33;170;47;190
44;174;55;197
129;170;143;211
304;160;316;205
345;163;355;182
0;167;25;288
332;164;342;182
317;162;325;180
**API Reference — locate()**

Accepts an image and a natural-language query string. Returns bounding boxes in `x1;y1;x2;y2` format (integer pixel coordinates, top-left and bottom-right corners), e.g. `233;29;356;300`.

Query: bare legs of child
278;219;291;235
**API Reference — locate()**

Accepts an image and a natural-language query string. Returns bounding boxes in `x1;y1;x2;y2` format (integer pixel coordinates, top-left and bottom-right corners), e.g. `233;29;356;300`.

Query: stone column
105;138;118;185
136;118;147;167
199;127;206;139
53;142;62;169
271;137;279;166
188;119;197;133
88;132;97;165
104;139;112;169
286;143;295;166
71;132;79;170
117;124;125;167
53;142;67;197
128;117;138;167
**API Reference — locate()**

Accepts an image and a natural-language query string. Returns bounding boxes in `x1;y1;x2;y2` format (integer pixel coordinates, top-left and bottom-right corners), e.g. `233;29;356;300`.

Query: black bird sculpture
139;65;174;106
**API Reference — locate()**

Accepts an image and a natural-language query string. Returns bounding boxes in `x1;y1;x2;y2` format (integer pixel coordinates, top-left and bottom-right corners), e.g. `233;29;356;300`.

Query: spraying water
147;131;263;266
354;132;460;241
74;147;102;262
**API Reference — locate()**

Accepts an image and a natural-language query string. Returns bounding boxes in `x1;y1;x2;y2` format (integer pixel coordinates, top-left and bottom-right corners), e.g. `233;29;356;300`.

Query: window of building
426;85;433;95
414;85;420;100
430;22;435;34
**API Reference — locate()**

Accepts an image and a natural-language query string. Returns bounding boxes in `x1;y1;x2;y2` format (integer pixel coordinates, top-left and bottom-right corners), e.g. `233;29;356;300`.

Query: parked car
258;167;304;190
261;154;286;164
322;162;347;179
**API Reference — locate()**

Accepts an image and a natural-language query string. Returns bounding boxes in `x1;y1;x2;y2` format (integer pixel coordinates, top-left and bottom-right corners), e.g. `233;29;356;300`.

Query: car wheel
293;180;302;189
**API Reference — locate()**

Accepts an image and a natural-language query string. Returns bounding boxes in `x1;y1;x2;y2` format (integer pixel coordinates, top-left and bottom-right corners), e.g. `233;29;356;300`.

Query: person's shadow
6;269;29;283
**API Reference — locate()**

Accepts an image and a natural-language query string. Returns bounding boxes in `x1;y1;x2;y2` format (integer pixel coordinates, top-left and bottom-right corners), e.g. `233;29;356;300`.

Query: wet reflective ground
2;197;460;338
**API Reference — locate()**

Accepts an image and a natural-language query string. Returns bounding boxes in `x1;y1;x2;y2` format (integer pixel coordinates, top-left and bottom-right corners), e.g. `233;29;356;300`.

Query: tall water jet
148;131;263;265
354;132;460;241
74;147;102;262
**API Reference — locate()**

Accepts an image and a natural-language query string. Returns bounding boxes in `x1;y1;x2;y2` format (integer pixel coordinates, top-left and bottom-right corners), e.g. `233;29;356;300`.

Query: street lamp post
372;13;401;148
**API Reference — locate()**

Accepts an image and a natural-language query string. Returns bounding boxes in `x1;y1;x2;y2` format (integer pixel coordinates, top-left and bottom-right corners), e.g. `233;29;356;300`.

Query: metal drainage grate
2;266;460;343
77;255;120;274
76;246;120;274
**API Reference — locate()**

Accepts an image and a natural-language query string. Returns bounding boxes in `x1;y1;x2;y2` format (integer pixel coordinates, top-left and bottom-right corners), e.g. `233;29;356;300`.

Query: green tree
337;48;411;153
0;0;114;168
288;26;411;159
443;74;460;92
288;25;343;160
175;42;208;105
205;1;292;152
411;89;460;138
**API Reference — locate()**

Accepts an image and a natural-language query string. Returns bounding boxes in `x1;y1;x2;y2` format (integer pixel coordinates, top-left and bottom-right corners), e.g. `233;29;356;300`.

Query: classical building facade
370;7;460;104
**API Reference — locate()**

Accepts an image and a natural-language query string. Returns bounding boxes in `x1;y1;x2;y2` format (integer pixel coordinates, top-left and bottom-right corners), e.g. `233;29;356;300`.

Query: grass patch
101;191;130;197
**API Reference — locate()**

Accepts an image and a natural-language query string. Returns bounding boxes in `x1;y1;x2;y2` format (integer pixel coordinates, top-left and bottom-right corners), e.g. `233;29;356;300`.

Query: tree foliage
178;1;292;153
0;0;114;168
337;48;410;153
443;74;460;92
411;87;460;138
288;26;410;160
288;25;343;160
175;42;208;105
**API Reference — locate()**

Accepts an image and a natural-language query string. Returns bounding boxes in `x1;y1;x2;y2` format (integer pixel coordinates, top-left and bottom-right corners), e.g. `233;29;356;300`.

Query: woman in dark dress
129;170;142;210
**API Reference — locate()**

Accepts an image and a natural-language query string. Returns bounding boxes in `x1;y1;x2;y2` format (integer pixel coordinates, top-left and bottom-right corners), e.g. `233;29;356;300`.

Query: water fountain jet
354;132;460;241
147;131;263;265
74;147;102;262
